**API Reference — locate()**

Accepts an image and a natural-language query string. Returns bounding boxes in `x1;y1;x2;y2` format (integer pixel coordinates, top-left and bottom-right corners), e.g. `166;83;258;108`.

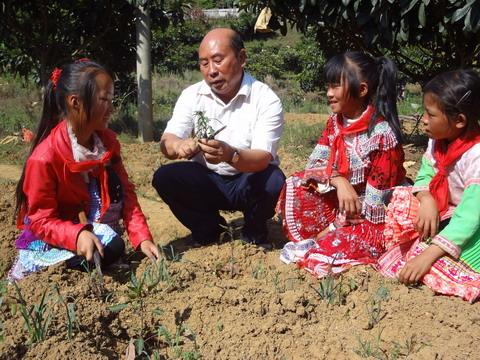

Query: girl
9;59;159;280
378;69;480;303
277;51;406;277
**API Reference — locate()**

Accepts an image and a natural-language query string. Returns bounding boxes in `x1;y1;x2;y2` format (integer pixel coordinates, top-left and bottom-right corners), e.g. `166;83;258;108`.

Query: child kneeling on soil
9;59;159;280
378;69;480;303
277;51;406;277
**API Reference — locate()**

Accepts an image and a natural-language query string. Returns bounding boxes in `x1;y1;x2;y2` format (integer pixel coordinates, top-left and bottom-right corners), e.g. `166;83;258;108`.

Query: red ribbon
66;149;115;220
429;130;480;215
326;105;375;176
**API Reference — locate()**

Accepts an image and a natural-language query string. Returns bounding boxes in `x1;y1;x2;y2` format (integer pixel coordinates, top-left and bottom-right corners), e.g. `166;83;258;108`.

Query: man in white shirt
152;28;285;246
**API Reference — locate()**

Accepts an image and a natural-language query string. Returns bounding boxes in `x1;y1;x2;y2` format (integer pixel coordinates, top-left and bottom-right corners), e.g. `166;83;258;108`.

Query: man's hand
198;138;234;164
415;191;439;239
330;176;362;217
77;229;104;262
174;138;200;159
140;240;161;262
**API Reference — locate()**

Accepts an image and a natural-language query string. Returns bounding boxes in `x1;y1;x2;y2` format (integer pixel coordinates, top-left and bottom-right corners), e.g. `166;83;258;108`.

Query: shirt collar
198;72;252;104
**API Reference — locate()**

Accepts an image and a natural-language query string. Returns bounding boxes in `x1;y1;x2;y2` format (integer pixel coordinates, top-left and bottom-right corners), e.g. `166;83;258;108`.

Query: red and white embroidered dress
277;107;406;277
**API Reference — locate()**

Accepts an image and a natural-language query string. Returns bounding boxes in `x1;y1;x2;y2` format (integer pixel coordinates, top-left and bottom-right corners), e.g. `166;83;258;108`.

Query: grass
354;329;428;359
281;119;325;159
364;285;390;330
310;274;358;306
12;282;53;344
53;285;80;340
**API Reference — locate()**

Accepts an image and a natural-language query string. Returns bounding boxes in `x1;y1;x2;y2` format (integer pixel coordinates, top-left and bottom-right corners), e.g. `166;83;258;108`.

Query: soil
0;114;479;360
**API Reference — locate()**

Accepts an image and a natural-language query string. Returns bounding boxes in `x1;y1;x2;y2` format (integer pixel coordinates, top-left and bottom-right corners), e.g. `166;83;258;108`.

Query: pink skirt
377;187;480;303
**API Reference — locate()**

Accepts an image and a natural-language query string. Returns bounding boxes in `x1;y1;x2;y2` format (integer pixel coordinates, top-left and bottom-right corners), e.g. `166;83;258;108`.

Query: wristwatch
228;148;240;165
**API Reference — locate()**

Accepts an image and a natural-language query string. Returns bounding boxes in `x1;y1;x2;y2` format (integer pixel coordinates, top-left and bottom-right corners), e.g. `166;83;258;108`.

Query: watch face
232;151;240;163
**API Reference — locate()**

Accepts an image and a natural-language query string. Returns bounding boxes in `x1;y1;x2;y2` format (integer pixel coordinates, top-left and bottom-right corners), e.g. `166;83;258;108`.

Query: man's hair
230;31;244;56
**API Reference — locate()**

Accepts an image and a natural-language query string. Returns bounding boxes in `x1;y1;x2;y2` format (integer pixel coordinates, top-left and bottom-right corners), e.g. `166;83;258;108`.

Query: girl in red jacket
9;59;159;280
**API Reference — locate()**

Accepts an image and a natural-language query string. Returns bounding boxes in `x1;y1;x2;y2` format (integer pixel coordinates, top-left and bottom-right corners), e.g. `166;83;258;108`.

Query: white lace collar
67;124;106;162
342;107;370;127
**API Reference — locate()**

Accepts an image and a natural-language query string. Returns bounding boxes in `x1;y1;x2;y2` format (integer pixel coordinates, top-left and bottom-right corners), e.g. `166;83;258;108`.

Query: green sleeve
438;184;480;248
413;155;435;187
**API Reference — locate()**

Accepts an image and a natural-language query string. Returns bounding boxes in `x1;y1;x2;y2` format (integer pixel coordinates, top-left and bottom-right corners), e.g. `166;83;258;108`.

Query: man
152;28;285;246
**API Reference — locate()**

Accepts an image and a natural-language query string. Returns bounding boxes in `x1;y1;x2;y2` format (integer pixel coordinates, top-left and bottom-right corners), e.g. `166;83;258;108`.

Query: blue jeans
152;162;285;244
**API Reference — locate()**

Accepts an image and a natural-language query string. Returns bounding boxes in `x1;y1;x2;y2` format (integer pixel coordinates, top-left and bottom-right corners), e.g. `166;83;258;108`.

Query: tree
0;0;189;141
0;1;137;85
134;1;154;142
239;0;480;84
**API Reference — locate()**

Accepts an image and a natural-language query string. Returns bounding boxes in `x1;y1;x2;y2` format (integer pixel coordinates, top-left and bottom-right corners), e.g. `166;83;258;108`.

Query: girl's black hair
423;69;480;132
324;51;403;143
15;59;113;217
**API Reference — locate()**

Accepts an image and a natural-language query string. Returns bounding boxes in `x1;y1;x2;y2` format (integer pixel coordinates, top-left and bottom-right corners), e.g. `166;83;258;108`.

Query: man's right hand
77;229;104;262
174;138;200;159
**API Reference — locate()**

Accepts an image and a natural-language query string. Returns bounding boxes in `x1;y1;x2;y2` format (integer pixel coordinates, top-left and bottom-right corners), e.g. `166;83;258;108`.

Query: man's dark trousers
152;161;285;244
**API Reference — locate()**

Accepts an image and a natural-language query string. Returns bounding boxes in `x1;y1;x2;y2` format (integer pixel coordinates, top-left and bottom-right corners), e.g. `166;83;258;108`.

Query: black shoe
241;232;272;250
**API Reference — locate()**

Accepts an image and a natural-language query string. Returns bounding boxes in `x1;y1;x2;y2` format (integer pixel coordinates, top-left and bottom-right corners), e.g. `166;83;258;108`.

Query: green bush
152;20;210;74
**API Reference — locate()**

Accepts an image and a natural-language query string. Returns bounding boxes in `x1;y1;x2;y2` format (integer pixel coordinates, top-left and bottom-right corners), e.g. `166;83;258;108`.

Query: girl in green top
378;69;480;303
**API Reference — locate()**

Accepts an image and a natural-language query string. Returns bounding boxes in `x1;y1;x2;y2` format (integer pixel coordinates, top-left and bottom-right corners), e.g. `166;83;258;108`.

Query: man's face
198;35;246;104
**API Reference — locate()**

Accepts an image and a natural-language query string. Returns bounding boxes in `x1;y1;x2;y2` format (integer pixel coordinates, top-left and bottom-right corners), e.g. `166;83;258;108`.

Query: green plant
251;261;266;280
13;282;53;344
0;280;7;342
354;329;386;359
53;285;80;340
311;274;357;306
390;334;429;359
365;285;390;330
110;260;172;354
193;110;215;139
220;222;243;278
161;244;182;262
156;322;200;359
81;259;107;300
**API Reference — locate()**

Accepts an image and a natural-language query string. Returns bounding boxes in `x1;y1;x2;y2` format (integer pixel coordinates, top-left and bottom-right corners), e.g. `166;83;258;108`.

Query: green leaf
109;303;129;313
418;2;426;26
135;337;145;355
401;0;419;16
300;0;307;12
464;8;472;31
342;0;352;5
452;3;472;23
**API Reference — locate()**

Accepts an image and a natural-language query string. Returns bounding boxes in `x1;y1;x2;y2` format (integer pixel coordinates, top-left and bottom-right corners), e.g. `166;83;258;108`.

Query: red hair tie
76;58;91;63
50;67;62;89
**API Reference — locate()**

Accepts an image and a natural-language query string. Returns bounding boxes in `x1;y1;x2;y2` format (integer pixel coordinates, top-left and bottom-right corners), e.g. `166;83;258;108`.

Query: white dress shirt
164;72;284;175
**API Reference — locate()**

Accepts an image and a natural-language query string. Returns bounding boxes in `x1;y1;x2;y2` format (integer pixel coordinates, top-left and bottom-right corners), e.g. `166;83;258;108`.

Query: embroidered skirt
278;171;386;277
377;187;480;303
9;178;123;281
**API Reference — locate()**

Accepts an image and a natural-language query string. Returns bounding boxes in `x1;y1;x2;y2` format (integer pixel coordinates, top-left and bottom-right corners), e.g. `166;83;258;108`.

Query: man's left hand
198;139;234;164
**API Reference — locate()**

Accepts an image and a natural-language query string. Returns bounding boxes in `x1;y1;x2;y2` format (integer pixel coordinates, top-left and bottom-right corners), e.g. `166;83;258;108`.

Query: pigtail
370;57;403;143
15;76;62;217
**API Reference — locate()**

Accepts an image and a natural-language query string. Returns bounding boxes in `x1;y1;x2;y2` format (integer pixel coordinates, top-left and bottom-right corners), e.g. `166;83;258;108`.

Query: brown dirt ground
0;114;479;360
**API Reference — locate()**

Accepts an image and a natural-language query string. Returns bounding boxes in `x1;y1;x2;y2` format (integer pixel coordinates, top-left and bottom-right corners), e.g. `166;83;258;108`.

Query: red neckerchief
66;151;116;219
326;105;375;176
429;130;480;216
55;120;119;220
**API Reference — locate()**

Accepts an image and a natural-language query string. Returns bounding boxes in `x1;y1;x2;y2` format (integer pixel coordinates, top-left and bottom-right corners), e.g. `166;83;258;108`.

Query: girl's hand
415;191;439;239
330;176;362;216
140;240;160;262
398;244;446;285
77;229;104;261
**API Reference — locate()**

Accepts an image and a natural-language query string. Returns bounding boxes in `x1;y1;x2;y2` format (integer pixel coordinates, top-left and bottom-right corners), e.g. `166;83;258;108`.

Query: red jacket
20;120;152;252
